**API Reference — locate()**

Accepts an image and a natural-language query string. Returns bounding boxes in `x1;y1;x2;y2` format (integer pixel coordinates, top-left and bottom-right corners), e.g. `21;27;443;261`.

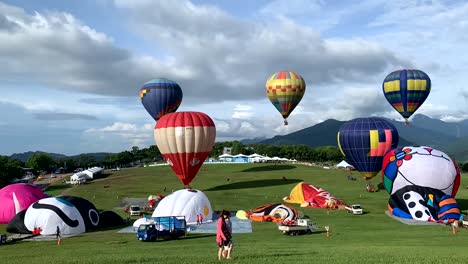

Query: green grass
1;164;468;264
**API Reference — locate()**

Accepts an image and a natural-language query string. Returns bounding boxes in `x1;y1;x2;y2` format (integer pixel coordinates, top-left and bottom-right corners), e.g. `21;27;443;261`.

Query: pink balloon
0;183;47;224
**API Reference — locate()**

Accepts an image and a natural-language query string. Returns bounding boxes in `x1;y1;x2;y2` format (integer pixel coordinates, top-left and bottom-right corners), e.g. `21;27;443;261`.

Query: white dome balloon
152;189;213;224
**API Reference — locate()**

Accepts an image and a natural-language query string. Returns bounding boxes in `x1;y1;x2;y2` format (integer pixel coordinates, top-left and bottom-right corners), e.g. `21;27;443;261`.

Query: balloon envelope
0;183;47;224
154;111;216;186
266;71;306;124
337;117;399;180
382;69;431;120
382;146;460;196
140;78;183;121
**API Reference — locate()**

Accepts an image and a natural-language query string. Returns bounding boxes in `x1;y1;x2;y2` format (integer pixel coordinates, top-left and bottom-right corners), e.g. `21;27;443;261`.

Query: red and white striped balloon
154;111;216;187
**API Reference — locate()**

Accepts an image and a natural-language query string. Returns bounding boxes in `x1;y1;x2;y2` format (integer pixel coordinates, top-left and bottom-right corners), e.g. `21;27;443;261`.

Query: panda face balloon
382;146;460;196
24;196;99;235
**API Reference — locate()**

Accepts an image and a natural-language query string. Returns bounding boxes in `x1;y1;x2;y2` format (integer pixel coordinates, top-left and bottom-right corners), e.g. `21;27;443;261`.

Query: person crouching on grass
216;210;232;260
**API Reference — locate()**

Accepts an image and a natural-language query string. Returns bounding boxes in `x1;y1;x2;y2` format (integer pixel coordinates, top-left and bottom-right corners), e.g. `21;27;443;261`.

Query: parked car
129;206;141;216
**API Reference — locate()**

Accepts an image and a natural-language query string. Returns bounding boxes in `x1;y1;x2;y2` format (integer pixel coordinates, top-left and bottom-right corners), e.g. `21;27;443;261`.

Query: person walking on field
56;226;62;246
216;210;232;260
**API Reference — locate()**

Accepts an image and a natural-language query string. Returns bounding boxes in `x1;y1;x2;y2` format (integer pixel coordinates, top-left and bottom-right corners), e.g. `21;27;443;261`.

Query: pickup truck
345;204;363;215
278;219;317;236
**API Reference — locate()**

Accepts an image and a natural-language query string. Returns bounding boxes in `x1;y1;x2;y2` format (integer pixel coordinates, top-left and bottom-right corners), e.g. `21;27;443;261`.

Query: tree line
1;141;468;187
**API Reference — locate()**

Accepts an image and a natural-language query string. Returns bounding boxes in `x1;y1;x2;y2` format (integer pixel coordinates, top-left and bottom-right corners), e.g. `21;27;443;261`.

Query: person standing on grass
216;210;232;260
223;211;234;260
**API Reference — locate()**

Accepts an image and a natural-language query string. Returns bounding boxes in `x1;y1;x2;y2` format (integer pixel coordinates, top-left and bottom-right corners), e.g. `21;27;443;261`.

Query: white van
129;206;141;216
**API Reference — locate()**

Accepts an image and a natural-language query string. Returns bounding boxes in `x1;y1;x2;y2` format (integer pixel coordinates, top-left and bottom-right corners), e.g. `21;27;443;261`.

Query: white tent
233;154;248;158
218;154;233;158
81;167;104;180
336;160;354;169
248;153;263;158
152;189;213;225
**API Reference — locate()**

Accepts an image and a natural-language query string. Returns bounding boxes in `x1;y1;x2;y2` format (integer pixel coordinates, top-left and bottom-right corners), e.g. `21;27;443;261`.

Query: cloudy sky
1;0;467;155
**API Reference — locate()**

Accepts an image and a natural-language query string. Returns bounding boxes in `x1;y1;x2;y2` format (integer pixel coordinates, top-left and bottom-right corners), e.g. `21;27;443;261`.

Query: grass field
1;163;468;264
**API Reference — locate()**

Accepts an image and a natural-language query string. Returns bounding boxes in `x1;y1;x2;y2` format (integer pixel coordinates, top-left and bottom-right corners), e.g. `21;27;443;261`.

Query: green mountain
246;115;468;161
9;151;115;162
9;151;67;162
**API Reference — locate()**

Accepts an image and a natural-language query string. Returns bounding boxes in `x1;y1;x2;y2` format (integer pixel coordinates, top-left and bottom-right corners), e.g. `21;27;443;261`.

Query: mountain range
9;151;114;163
241;114;468;162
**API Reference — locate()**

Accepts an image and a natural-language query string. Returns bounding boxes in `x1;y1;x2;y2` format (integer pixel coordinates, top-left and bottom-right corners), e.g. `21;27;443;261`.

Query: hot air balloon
154;111;216;188
382;69;431;125
337;117;399;181
139;78;183;121
266;71;306;125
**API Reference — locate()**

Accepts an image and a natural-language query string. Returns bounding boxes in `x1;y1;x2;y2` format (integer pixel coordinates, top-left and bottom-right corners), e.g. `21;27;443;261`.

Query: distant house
223;147;232;155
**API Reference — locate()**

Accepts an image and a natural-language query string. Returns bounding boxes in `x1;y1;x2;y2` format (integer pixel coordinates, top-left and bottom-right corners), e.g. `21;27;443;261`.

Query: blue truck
137;216;187;241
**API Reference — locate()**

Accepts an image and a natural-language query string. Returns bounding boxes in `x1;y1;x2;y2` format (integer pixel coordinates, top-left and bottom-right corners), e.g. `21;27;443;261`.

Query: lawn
1;163;468;264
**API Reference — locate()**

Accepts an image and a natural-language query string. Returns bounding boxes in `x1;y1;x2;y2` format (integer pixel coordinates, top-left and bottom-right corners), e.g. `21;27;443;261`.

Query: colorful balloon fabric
382;146;460;196
382;146;461;224
387;185;460;223
0;183;47;224
247;203;298;223
152;189;213;225
140;78;183;121
266;71;306;125
7;196;100;235
337;117;399;180
154;111;216;187
283;182;345;209
382;69;431;122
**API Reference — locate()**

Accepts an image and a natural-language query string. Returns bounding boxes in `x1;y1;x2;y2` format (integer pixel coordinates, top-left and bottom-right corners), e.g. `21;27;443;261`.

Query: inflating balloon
382;69;431;125
140;78;183;121
337;117;399;180
154;111;216;188
266;71;306;125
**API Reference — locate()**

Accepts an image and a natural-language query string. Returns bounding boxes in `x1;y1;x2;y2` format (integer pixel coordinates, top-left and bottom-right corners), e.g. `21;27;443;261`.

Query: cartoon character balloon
337;117;399;180
382;146;461;223
382;69;431;125
382;146;460;196
140;78;183;121
154;111;216;188
266;71;306;125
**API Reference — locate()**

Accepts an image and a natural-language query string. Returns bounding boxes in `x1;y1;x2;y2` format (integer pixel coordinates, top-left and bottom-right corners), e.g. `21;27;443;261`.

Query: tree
0;156;23;187
26;153;56;173
462;163;468;173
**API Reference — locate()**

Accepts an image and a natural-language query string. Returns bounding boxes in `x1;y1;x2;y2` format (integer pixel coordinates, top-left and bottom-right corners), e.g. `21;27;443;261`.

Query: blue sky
0;0;467;155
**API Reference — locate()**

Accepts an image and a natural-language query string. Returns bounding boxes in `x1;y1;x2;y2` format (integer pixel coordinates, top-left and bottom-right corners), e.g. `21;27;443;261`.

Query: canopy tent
248;153;263;158
218;154;233;158
336;160;354;169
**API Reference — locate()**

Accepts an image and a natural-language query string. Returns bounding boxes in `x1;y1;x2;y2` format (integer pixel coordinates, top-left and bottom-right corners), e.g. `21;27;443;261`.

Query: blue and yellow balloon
139;78;183;121
337;117;399;180
382;69;431;125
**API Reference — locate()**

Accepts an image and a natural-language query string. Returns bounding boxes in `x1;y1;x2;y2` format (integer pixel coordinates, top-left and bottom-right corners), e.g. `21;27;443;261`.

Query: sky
0;0;467;156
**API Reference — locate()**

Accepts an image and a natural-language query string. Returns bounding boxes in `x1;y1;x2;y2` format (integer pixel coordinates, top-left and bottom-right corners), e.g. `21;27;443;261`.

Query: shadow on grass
456;198;468;214
204;178;302;191
44;184;70;193
241;165;297;172
96;173;112;179
181;234;215;240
